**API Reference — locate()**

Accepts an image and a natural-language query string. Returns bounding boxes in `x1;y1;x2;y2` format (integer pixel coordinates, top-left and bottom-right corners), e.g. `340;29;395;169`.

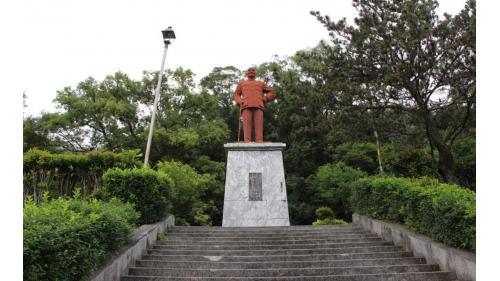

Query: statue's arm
233;81;243;105
263;83;276;102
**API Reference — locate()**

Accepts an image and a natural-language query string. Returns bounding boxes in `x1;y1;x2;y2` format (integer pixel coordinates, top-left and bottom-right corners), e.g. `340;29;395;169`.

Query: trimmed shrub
307;162;366;221
312;207;347;225
23;196;139;281
23;149;140;200
350;176;476;251
101;168;173;224
315;206;335;220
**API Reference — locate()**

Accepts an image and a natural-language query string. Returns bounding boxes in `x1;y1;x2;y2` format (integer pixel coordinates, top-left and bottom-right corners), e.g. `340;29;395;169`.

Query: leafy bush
23;149;140;200
350;176;476;251
156;160;212;226
192;156;226;226
312;207;347;225
101;168;173;224
315;206;335;220
308;162;366;221
23;195;139;281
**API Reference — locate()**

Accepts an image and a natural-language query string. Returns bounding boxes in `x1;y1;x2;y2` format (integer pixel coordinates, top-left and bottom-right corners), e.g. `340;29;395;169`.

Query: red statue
233;67;276;143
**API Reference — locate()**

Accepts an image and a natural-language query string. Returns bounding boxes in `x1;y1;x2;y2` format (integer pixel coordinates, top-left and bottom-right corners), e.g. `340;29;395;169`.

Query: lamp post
144;27;176;167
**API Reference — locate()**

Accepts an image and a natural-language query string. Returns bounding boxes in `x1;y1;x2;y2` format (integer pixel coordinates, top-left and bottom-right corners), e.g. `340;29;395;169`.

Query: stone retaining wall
86;215;175;281
353;213;475;281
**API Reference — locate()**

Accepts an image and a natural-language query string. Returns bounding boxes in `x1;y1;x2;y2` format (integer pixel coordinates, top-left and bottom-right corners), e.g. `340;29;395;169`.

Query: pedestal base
222;143;290;227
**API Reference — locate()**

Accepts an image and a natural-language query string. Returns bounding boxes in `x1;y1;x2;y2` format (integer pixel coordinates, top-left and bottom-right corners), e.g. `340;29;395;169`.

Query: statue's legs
253;108;264;142
242;108;264;142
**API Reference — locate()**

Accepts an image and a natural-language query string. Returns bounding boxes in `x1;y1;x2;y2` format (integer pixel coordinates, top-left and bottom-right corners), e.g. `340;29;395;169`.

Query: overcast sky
6;0;466;116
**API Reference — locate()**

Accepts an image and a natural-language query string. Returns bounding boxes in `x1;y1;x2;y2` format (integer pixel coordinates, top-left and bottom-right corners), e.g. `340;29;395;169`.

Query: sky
4;0;466;117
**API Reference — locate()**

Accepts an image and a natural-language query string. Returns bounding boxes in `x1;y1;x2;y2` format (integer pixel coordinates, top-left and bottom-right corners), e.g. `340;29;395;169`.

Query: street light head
162;27;176;45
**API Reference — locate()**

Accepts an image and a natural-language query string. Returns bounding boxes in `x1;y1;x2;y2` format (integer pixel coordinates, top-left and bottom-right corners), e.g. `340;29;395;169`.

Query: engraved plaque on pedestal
249;172;262;201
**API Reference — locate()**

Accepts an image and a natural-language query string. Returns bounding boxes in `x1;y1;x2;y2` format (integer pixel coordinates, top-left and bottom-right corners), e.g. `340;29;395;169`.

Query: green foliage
452;137;476;190
312;207;347;225
315;206;335;220
156;160;212;226
313;218;348;225
308;162;367;221
101;168;173;224
350;176;476;251
157;232;166;241
192;156;226;225
54;72;145;151
331;143;379;174
23;196;139;281
23;149;140;200
311;0;476;183
384;146;439;179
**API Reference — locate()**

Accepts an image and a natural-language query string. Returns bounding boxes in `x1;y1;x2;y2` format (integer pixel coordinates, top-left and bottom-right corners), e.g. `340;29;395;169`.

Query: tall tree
311;0;476;183
54;72;145;151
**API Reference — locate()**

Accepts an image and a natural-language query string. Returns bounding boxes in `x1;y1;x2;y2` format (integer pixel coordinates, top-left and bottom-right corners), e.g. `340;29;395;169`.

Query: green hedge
101;168;173;224
23;149;140;200
350;176;476;251
23;196;139;281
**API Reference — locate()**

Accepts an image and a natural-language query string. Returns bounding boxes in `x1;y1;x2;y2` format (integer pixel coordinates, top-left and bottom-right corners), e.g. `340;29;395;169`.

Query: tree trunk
373;129;384;174
422;110;457;183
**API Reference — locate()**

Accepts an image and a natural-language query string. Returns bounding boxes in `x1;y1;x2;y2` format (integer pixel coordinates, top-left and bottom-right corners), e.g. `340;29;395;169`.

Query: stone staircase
120;224;457;281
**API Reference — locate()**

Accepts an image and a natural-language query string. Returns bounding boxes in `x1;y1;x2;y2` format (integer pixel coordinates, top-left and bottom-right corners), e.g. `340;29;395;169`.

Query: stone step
127;264;440;277
135;257;427;269
169;227;360;235
141;251;413;263
166;230;368;238
164;233;375;241
121;271;457;281
158;236;383;246
147;245;404;256
171;225;355;231
152;241;393;251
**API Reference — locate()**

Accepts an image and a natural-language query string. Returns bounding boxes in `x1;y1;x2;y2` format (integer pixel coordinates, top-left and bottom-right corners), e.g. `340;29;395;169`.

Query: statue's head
246;67;256;80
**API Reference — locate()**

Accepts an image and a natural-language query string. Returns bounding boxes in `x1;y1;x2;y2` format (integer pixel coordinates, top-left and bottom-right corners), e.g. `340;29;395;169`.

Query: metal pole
144;43;169;167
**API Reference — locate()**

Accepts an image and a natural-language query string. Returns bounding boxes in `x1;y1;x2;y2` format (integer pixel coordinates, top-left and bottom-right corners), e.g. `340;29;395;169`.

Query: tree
54;72;145;151
311;0;476;183
200;66;243;141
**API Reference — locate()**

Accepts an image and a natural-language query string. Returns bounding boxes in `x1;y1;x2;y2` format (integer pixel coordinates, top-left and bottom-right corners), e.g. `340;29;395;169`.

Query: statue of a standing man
234;67;276;143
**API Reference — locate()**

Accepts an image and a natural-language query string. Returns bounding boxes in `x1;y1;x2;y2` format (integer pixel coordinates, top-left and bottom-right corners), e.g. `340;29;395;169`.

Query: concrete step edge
128;263;439;271
147;245;404;255
126;264;445;278
166;231;369;236
170;225;356;230
163;234;377;240
120;271;457;280
152;241;394;250
135;257;427;268
159;237;382;244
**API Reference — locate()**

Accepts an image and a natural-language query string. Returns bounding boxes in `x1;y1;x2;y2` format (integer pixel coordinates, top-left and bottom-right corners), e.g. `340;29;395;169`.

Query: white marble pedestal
222;143;290;227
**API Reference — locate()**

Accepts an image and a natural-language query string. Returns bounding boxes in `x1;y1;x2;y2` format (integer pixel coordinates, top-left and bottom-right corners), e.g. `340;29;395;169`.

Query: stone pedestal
222;143;290;227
